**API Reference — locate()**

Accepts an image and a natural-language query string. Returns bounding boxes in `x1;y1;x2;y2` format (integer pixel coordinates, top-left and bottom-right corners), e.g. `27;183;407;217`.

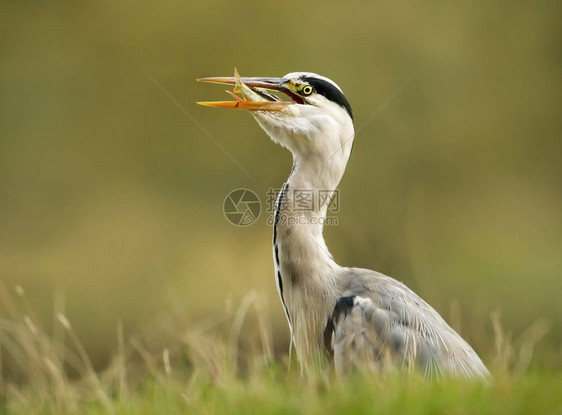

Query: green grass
6;369;562;414
123;374;562;415
1;287;560;415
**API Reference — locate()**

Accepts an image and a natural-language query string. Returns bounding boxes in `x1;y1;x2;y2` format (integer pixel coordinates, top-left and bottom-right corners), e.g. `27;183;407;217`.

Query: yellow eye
301;85;313;96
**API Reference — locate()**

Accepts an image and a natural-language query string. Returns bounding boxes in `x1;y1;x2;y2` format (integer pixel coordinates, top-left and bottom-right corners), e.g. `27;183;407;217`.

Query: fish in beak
197;68;300;111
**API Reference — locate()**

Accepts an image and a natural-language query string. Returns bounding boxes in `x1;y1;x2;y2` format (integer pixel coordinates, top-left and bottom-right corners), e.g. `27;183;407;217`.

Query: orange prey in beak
197;68;298;111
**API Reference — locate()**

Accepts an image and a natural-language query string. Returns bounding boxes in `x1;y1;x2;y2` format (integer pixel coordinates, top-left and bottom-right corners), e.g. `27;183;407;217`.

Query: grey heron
198;70;490;379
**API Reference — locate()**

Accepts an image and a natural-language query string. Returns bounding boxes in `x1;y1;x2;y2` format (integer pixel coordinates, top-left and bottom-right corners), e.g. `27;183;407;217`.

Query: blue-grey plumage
198;70;490;379
330;272;490;378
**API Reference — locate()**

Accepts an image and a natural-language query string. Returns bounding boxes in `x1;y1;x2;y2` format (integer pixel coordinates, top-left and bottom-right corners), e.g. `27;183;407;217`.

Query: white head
198;71;355;186
252;72;354;156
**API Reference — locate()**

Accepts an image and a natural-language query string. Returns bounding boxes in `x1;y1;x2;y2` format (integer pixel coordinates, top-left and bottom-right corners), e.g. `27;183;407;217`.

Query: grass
29;372;557;415
0;285;560;415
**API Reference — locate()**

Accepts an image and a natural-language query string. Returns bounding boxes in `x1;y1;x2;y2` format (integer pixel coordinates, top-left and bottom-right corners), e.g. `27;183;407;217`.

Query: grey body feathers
328;268;490;379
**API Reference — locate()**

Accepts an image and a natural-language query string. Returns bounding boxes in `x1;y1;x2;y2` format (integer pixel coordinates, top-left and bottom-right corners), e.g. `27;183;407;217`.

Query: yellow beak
197;73;295;111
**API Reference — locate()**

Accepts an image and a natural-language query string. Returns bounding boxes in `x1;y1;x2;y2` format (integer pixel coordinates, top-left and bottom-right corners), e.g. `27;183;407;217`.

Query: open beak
197;71;299;111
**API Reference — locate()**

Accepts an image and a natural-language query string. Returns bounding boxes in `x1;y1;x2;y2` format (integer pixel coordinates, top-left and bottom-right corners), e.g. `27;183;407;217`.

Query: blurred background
1;0;560;371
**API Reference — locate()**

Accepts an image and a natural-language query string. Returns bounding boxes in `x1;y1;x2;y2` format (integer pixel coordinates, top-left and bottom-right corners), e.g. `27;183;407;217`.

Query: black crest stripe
301;76;353;121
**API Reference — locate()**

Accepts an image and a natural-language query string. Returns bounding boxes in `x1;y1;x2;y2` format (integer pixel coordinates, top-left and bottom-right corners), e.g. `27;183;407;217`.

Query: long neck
273;151;349;367
258;106;355;367
274;153;347;280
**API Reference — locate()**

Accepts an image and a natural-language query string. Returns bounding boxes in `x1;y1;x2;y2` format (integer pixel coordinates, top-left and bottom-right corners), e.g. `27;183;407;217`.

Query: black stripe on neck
273;181;290;323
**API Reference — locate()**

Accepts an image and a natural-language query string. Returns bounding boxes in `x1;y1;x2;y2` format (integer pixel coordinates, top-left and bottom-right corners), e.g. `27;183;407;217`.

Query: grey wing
329;273;490;379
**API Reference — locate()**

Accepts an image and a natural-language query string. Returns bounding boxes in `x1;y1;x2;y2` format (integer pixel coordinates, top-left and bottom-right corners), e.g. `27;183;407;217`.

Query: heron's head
198;71;354;165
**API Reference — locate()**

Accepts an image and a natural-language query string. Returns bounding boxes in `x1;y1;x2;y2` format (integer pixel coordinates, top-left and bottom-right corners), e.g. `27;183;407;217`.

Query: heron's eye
301;85;313;96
